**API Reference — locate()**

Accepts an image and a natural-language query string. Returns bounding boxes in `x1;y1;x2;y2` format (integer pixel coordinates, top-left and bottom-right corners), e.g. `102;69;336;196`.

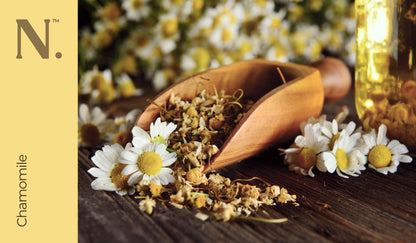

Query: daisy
180;47;211;75
79;67;112;95
115;73;144;99
154;13;180;54
121;0;151;21
120;142;177;185
78;104;112;147
321;119;359;150
152;68;176;91
132;117;177;149
281;123;329;177
88;143;135;196
317;130;366;178
361;124;412;174
108;108;141;147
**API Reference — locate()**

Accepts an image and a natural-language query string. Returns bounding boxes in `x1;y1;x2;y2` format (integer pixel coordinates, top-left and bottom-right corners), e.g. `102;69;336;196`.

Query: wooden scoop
136;57;351;173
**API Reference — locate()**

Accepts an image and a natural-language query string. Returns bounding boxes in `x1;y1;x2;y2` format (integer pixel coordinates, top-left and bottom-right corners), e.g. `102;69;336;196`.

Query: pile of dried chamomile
137;88;297;221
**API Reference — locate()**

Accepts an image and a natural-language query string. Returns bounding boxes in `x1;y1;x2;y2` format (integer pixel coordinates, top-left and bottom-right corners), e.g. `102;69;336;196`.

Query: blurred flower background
78;0;356;105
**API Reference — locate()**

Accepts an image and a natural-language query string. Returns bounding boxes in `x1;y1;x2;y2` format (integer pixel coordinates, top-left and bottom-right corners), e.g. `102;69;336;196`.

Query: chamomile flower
132;117;177;149
79;67;112;95
115;73;144;99
78;104;112;147
121;0;151;21
154;13;180;54
360;124;412;174
120;142;177;186
88;143;135;196
317;130;366;178
152;68;176;91
281;123;329;177
321;119;358;150
180;47;211;74
108;108;141;147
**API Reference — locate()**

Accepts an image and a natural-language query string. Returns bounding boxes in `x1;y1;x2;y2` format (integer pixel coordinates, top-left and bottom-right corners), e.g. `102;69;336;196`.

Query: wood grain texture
136;59;327;172
79;89;416;243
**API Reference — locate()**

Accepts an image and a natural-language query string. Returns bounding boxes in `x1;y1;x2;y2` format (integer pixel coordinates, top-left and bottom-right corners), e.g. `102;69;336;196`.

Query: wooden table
78;88;416;243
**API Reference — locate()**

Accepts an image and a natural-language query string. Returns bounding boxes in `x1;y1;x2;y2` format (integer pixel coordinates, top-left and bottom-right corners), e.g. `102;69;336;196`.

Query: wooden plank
78;89;416;242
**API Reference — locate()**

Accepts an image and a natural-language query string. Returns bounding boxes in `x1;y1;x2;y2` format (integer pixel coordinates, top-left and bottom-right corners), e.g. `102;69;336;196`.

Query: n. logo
16;19;50;59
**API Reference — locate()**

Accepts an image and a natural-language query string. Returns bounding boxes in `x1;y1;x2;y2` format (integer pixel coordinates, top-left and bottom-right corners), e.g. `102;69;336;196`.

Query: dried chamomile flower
149;181;162;197
317;130;366;178
186;167;208;186
215;203;235;222
360;124;412;174
88;143;135;196
277;188;297;204
139;196;156;215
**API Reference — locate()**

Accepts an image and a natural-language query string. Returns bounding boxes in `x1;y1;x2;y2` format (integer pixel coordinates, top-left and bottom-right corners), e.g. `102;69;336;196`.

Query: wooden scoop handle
311;57;352;103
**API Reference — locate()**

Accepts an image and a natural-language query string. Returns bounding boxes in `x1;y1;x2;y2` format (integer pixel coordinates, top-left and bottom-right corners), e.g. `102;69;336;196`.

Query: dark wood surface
78;89;416;243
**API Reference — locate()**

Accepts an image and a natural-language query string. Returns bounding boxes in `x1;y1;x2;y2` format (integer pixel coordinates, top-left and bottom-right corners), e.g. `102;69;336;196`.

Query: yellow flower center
136;35;149;48
95;30;113;48
131;0;143;10
271;18;281;29
102;3;121;21
113;130;133;147
192;0;204;10
110;163;129;189
193;48;210;70
368;145;392;168
329;133;341;151
298;147;317;170
221;29;232;42
96;83;116;104
137;151;163;175
335;148;348;170
162;19;178;38
90;74;107;90
151;135;166;144
118;80;136;98
79;123;100;147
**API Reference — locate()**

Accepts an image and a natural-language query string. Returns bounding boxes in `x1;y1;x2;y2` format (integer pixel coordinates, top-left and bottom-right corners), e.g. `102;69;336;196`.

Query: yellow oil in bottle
355;0;416;151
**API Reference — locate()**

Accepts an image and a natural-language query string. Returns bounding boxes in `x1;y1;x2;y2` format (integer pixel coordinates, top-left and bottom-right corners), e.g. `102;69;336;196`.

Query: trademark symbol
55;52;62;59
52;18;59;23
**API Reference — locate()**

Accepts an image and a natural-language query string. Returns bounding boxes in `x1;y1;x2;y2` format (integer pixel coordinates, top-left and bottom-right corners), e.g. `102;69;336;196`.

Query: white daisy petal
376;124;388;145
122;164;139;176
388;140;409;155
88;167;110;178
119;150;139;164
127;171;143;186
91;177;117;191
79;104;91;124
92;151;114;171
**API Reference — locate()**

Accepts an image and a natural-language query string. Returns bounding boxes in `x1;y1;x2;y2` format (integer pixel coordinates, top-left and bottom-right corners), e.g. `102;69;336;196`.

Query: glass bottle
355;0;416;151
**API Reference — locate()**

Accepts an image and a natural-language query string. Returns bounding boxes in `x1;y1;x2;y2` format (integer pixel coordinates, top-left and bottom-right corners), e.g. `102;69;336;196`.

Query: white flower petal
91;151;114;171
88;167;109;178
79;104;90;123
393;154;413;163
376;124;388;145
119;150;139;164
122;164;139;176
91;178;117;191
127;171;143;185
